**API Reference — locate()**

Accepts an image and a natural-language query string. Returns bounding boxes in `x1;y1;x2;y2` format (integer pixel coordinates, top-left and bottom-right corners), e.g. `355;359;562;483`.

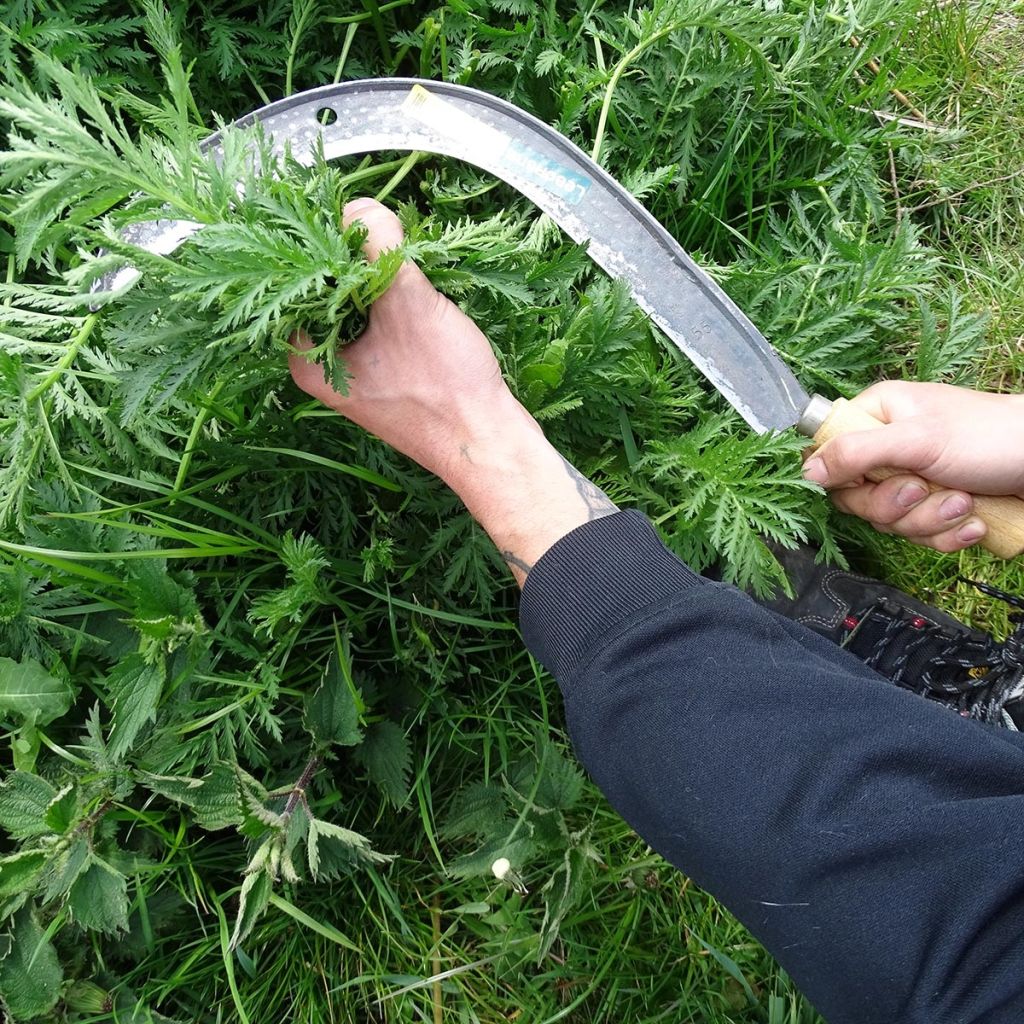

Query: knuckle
928;532;964;554
829;489;852;513
900;421;943;464
872;505;905;526
870;492;907;525
860;379;901;402
822;435;857;474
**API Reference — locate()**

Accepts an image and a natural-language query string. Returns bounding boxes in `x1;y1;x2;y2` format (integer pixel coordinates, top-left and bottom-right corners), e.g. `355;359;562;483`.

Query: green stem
817;184;843;220
591;20;696;164
173;379;226;497
339;156;433;194
374;150;425;202
361;0;393;66
332;22;359;83
36;396;75;490
242;65;272;106
26;313;98;402
324;0;413;24
285;0;317;97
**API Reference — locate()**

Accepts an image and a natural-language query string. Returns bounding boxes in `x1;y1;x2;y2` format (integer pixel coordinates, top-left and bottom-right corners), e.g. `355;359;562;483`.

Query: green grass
1;1;1023;1022
867;1;1024;627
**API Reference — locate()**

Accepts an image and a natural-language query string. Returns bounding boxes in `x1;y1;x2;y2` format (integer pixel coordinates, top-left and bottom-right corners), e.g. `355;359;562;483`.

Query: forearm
436;393;617;585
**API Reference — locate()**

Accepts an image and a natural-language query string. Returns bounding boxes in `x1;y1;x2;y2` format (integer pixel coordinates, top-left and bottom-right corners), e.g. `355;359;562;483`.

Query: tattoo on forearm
501;550;533;575
559;456;618;521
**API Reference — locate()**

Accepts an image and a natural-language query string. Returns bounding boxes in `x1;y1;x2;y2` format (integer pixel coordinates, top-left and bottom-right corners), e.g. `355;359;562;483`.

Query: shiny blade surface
99;78;810;433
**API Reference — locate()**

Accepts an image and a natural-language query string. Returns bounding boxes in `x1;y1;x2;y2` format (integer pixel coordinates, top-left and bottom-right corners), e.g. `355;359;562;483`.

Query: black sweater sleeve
520;510;1024;1024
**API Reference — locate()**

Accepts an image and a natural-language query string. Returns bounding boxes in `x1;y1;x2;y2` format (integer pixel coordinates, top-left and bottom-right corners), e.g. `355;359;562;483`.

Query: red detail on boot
911;616;927;629
843;615;859;630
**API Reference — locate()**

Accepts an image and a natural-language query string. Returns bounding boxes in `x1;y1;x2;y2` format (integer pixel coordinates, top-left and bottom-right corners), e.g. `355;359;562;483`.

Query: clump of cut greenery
0;0;1021;1022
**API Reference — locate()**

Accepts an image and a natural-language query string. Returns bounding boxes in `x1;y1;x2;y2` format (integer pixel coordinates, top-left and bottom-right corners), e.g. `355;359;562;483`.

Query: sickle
99;77;808;436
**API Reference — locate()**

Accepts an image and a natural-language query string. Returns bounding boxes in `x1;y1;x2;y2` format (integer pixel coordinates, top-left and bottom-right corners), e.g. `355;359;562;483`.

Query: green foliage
0;0;1017;1021
67;858;129;934
0;907;63;1019
302;645;363;748
0;657;72;770
105;654;165;759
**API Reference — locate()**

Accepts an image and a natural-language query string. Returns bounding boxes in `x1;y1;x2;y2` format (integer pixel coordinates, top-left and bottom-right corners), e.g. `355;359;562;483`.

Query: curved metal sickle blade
100;78;810;434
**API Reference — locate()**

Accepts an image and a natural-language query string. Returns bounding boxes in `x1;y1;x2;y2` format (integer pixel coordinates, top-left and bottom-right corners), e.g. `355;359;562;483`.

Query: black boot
755;544;1024;730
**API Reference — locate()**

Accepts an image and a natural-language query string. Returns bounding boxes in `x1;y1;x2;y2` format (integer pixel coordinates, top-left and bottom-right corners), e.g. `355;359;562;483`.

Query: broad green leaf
306;816;387;879
125;558;201;634
442;782;507;841
0;772;58;840
450;835;538;881
179;764;244;831
302;649;361;748
357;721;411;807
106;654;165;759
0;906;63;1019
0;657;72;726
69;858;129;934
239;779;284;832
0;852;45;899
41;836;89;903
138;763;242;830
12;721;43;773
229;870;271;950
534;743;585;812
538;837;601;960
43;785;77;834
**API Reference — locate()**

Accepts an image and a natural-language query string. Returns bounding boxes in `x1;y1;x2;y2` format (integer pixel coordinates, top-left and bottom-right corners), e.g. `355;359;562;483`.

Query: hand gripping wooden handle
803;396;1024;560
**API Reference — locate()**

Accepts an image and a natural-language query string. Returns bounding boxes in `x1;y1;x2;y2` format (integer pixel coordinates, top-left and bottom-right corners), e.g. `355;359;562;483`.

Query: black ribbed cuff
519;509;705;682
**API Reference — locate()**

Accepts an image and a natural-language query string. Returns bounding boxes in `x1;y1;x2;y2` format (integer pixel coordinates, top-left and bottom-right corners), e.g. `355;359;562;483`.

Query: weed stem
26;313;98;403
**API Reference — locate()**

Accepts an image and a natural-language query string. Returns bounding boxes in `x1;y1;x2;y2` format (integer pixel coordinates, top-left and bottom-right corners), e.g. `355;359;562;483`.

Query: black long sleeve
520;510;1024;1024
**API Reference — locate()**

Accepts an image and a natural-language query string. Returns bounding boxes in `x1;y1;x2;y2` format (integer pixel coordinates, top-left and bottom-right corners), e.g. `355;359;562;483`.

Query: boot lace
855;579;1024;726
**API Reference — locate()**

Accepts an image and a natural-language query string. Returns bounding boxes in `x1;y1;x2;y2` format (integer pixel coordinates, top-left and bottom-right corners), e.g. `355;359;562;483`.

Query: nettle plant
0;0;993;1019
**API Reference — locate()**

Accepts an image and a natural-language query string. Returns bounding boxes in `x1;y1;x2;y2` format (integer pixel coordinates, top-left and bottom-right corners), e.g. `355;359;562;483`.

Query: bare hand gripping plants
98;78;1024;558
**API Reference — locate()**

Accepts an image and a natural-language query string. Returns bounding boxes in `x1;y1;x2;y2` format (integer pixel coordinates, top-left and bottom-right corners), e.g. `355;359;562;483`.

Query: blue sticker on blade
501;141;591;205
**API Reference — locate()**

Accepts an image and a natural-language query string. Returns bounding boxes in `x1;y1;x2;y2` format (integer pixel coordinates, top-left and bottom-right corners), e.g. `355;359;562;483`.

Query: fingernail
803;457;829;485
897;482;928;507
957;519;986;544
939;494;971;521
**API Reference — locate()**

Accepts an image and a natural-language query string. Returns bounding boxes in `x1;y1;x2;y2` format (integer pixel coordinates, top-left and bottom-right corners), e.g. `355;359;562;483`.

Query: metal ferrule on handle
796;394;834;438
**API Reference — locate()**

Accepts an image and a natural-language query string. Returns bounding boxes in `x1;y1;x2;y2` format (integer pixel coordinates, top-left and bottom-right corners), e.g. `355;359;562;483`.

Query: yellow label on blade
401;84;511;164
401;85;591;205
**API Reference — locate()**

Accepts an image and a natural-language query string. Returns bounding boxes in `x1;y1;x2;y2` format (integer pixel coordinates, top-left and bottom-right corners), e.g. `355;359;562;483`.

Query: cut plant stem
172;379;226;498
26;313;98;402
848;32;930;124
283;755;321;817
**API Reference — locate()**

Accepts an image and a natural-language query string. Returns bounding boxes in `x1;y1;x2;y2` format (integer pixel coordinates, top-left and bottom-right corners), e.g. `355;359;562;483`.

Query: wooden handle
809;397;1024;560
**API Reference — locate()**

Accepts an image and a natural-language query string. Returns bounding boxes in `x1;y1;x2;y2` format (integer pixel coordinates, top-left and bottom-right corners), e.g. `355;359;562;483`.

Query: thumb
803;418;941;488
343;197;405;261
